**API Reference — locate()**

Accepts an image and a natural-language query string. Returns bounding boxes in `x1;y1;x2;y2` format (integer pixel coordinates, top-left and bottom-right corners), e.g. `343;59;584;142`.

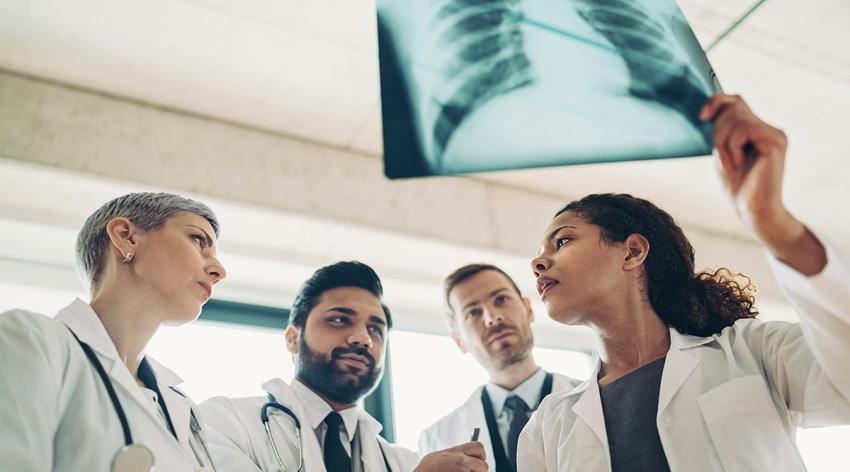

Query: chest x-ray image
378;0;722;179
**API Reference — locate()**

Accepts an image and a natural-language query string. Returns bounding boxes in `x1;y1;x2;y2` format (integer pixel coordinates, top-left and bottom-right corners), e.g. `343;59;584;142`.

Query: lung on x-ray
378;0;722;179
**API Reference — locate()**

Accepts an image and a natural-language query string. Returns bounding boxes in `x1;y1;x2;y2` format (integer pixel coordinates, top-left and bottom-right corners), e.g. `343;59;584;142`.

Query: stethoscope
259;392;393;472
69;328;218;472
261;393;304;472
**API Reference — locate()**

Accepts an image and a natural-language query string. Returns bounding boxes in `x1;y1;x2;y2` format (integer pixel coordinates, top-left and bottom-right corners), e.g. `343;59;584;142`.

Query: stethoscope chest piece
112;443;155;472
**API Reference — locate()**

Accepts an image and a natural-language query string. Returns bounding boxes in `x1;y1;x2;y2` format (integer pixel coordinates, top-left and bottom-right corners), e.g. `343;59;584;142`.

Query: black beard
295;336;383;405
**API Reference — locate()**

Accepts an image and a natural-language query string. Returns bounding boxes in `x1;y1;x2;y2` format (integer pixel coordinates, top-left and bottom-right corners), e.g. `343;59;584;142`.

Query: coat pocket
697;375;805;472
555;419;609;471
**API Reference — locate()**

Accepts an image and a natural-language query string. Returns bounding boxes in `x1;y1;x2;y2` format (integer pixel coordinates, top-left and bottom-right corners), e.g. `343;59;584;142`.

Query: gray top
600;357;671;472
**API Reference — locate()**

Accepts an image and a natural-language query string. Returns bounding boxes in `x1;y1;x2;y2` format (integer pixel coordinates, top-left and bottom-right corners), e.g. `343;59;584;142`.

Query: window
0;282;87;316
0;282;294;402
1;283;849;471
146;321;293;402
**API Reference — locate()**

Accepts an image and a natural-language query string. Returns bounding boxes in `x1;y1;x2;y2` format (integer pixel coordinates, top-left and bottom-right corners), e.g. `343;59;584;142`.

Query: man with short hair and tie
419;264;581;472
201;261;487;472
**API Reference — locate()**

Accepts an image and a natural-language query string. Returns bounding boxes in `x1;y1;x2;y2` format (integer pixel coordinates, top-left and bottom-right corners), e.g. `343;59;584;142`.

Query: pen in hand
470;427;480;442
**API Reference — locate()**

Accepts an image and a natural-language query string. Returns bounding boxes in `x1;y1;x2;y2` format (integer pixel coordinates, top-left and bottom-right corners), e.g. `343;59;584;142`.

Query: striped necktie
505;395;530;472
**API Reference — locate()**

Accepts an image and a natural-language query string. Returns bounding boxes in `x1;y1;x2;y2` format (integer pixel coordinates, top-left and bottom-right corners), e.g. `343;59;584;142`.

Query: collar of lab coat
55;298;192;443
562;328;714;449
261;378;383;435
56;298;121;362
147;356;193;444
262;378;387;472
456;385;496;469
289;378;374;440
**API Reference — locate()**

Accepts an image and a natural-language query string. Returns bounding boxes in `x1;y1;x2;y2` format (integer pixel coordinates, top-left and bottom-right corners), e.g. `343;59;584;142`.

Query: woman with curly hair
520;94;850;471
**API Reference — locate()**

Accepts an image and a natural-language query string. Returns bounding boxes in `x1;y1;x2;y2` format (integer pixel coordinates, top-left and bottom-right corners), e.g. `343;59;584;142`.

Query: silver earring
122;252;134;264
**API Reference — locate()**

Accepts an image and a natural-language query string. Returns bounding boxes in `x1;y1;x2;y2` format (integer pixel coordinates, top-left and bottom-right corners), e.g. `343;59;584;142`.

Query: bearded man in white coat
201;261;486;472
418;264;581;472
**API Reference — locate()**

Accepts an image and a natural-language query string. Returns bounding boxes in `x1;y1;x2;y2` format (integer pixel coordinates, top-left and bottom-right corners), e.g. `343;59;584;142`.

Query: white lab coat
519;240;850;471
0;298;209;471
200;378;420;472
418;372;579;471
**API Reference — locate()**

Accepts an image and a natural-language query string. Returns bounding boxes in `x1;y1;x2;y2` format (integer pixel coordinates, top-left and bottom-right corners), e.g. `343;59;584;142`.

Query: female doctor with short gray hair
521;94;850;471
0;192;227;471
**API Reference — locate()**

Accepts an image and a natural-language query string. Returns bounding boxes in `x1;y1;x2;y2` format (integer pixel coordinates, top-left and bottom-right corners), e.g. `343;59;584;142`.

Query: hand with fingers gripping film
700;94;788;225
414;441;488;472
700;93;826;276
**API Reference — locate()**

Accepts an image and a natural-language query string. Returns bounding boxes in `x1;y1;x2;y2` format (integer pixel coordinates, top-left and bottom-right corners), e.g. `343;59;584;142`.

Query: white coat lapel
459;387;495;471
570;359;608;450
658;329;712;414
264;379;328;472
552;372;577;392
299;418;326;472
150;358;191;444
357;414;385;472
55;299;165;430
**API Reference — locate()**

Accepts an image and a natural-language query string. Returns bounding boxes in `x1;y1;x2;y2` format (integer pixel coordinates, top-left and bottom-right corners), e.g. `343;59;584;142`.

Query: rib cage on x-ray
573;0;710;139
425;0;535;167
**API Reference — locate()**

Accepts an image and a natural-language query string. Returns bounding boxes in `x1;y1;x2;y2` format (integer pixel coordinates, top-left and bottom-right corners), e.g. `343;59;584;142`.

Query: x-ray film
378;0;721;179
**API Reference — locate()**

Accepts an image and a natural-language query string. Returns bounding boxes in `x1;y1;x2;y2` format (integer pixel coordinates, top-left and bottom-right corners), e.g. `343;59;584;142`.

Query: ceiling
1;0;848;238
1;0;844;351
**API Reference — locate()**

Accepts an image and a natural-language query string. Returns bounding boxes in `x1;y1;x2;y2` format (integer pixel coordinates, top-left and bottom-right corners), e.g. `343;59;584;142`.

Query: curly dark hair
557;193;758;337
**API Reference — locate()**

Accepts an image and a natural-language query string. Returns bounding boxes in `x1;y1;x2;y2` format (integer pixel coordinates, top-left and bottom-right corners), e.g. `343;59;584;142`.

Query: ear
522;297;535;323
451;332;468;354
284;325;300;355
105;217;138;261
622;233;650;271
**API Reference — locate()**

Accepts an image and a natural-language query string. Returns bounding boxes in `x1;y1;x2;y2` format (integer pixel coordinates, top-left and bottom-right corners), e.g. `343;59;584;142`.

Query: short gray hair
75;192;220;290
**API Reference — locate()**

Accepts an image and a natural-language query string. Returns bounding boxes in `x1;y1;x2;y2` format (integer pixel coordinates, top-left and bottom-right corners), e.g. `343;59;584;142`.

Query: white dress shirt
290;379;360;457
484;367;547;449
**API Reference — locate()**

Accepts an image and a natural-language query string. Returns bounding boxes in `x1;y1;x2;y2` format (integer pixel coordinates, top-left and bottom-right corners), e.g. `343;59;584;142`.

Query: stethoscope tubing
261;394;304;472
259;393;393;472
68;327;217;471
68;329;134;445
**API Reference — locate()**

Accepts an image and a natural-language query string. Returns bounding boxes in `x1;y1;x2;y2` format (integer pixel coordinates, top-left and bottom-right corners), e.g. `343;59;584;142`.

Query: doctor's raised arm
516;94;850;472
703;93;850;419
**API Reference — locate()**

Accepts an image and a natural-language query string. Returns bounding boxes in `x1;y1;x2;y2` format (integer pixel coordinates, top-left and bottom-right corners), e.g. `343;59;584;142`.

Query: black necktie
574;0;709;135
505;395;531;471
323;412;352;472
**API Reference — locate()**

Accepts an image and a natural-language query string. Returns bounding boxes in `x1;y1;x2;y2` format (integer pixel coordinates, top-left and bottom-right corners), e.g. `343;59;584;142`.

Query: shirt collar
55;298;119;359
143;356;183;388
670;327;715;350
485;367;547;414
291;379;360;439
55;298;183;387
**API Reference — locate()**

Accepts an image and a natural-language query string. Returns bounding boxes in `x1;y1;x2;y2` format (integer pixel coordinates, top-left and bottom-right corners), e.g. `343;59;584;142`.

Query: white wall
0;70;802;352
